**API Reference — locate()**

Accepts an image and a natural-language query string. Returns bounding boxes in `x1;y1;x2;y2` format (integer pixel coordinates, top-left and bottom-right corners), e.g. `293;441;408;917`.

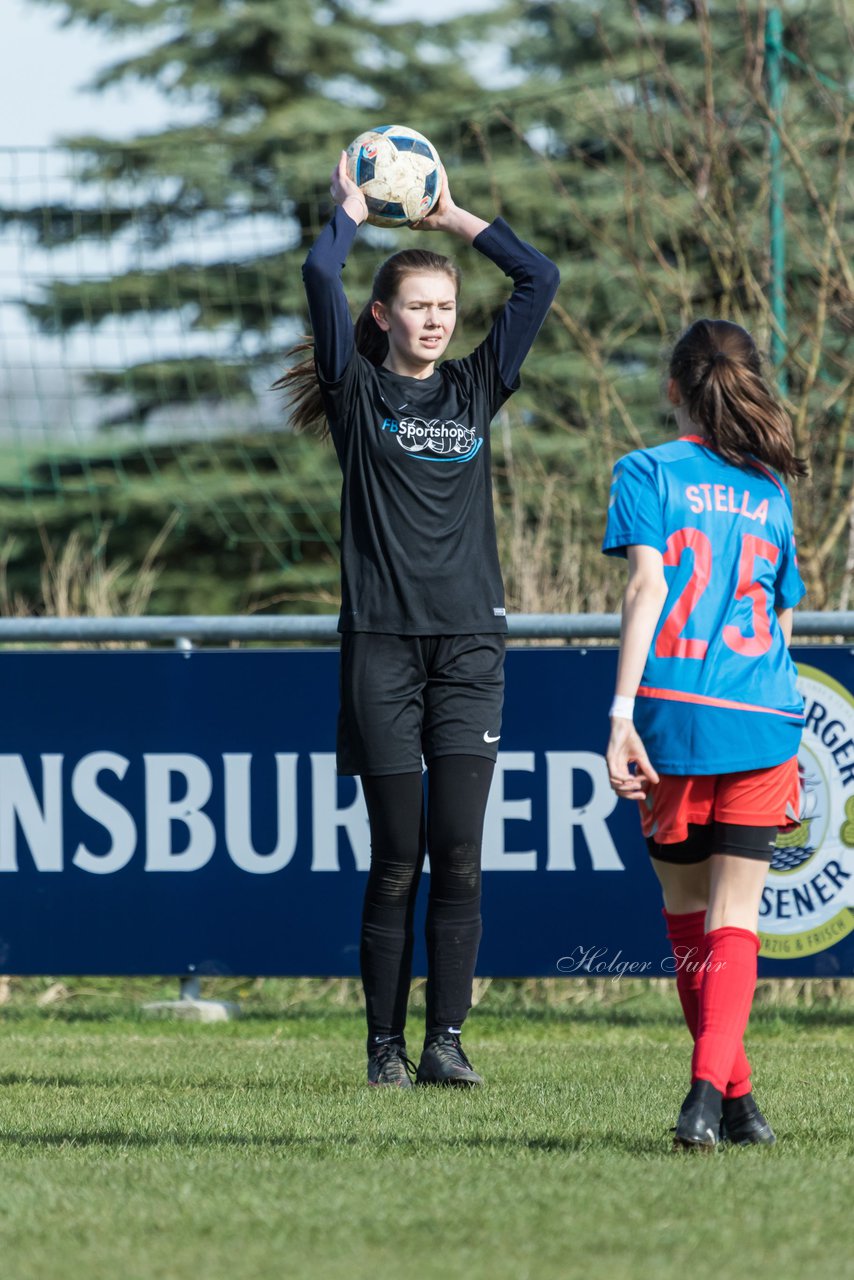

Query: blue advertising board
0;646;851;978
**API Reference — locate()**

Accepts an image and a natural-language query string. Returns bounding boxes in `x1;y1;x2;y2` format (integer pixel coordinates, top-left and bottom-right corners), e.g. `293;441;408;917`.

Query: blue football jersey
603;436;805;774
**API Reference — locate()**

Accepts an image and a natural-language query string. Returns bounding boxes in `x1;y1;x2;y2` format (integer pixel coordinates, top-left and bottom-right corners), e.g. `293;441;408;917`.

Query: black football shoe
416;1033;483;1087
720;1093;776;1146
367;1040;416;1088
673;1079;723;1151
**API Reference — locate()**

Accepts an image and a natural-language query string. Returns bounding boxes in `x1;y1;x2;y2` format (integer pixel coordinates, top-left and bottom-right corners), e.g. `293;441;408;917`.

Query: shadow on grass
0;1127;669;1158
0;1006;364;1028
472;1003;854;1030
0;1071;357;1090
4;1002;851;1030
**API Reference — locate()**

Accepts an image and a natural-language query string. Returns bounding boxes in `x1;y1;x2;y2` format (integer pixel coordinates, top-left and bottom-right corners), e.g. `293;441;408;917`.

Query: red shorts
639;756;800;845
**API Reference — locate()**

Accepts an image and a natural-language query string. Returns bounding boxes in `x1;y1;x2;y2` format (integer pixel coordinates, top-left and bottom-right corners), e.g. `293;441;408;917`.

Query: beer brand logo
759;665;854;960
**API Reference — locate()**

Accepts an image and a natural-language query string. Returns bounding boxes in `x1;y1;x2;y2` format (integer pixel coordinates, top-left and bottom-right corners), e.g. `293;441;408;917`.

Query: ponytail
669;319;808;479
275;247;461;439
271;339;329;439
353;300;389;368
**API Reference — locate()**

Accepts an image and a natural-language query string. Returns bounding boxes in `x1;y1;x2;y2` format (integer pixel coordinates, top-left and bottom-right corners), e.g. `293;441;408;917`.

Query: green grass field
0;980;851;1280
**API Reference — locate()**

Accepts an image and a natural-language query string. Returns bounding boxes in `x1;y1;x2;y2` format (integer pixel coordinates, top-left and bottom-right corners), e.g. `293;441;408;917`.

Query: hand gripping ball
346;125;443;227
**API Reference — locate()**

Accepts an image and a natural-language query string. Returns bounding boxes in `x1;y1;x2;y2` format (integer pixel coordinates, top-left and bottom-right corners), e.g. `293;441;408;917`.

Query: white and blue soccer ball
346;125;442;227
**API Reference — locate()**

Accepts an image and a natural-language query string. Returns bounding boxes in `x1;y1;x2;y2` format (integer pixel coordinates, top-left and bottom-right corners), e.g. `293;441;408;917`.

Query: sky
3;0;167;148
0;0;499;147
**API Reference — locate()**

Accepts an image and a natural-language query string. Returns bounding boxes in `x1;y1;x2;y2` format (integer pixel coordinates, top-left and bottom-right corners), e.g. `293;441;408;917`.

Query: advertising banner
0;647;850;977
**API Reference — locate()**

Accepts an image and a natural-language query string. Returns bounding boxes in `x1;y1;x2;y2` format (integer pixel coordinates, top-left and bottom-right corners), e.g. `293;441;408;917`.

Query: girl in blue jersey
603;318;807;1150
279;154;559;1088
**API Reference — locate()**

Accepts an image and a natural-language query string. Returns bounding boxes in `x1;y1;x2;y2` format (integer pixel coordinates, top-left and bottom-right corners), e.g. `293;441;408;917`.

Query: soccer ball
346;125;442;228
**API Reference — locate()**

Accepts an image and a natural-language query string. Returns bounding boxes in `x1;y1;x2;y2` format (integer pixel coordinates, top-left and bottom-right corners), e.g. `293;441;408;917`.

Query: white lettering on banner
0;754;63;872
72;752;136;874
482;753;537;870
224;753;298;873
309;753;370;871
0;748;626;874
144;754;216;872
545;752;623;871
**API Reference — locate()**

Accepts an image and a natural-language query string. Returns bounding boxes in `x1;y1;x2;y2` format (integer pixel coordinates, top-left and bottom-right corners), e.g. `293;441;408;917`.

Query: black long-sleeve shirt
303;207;560;634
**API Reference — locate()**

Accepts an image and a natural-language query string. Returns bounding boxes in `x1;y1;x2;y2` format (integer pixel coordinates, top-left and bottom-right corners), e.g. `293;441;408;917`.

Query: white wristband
610;695;635;720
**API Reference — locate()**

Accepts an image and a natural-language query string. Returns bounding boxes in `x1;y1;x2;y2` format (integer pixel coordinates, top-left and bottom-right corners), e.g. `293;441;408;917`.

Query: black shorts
337;632;505;776
646;822;780;865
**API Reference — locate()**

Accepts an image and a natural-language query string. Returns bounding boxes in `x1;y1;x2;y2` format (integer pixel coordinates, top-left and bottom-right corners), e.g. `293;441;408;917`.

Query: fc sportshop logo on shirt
759;665;854;960
380;416;483;463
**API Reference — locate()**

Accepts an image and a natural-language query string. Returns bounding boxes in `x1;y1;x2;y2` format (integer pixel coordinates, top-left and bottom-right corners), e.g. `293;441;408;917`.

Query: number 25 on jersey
655;528;780;661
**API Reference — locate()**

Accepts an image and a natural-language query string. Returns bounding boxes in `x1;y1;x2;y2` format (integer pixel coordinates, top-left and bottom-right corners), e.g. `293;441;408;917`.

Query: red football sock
662;908;705;1036
691;926;760;1094
663;910;752;1099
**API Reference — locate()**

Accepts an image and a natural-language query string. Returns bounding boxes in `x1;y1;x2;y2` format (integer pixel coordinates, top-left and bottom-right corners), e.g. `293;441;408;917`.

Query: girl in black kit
282;153;559;1086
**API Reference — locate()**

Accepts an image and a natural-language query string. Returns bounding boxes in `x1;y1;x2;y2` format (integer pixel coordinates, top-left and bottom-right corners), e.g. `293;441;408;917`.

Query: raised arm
474;222;560;388
301;154;368;383
414;171;560;390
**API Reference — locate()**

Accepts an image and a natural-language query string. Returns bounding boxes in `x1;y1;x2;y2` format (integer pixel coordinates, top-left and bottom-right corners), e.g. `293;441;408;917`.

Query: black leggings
360;755;494;1044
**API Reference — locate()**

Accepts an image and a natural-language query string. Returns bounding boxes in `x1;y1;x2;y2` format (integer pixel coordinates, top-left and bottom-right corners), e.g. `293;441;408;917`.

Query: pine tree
13;0;503;417
1;0;511;613
475;0;853;607
2;0;850;613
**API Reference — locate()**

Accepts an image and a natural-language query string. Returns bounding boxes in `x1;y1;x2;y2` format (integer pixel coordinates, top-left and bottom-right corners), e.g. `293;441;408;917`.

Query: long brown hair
669;319;807;478
276;248;462;437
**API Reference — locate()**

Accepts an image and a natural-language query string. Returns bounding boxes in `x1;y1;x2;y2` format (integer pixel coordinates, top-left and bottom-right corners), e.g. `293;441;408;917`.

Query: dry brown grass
0;973;847;1011
0;517;177;644
494;434;624;623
